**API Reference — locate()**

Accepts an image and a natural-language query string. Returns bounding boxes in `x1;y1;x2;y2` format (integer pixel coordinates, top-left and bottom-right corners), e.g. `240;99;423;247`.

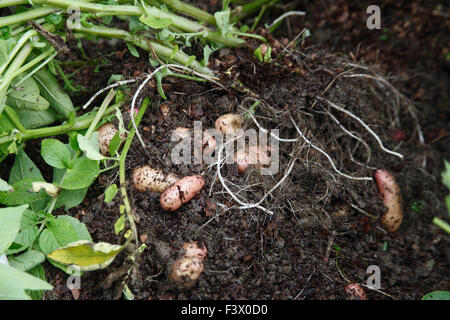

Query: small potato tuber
168;257;204;288
132;166;179;193
98;123;121;156
215;114;243;134
160;175;205;211
235;146;273;174
183;241;207;260
345;284;367;300
159;103;171;118
374;169;403;233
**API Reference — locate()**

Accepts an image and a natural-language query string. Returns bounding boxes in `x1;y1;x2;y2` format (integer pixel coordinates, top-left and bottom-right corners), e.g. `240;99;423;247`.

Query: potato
215;113;243;134
345;284;367;300
172;127;191;141
235;146;273;174
183;241;207;260
97;123;120;156
172;127;216;161
132;166;179;193
374;169;403;233
198;130;216;157
168;257;204;288
159;103;171;118
160;175;205;211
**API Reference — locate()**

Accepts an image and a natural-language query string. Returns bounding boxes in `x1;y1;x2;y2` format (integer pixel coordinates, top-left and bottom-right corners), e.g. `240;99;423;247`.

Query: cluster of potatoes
97;112;277;212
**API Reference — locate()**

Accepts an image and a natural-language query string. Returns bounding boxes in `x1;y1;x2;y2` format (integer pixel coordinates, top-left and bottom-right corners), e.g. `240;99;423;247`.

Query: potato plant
0;0;276;299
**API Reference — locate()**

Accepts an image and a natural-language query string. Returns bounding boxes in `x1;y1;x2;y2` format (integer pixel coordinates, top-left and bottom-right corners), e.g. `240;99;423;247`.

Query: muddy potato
345;283;367;300
168;257;204;288
215;113;243;134
374;169;403;233
98;123;122;156
132;166;179;193
183;241;207;260
159;103;171;118
235;146;273;174
172;127;191;141
160;175;205;211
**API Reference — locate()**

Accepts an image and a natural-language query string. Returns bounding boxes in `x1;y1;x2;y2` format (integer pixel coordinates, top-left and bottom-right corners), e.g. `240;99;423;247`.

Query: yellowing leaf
47;240;122;271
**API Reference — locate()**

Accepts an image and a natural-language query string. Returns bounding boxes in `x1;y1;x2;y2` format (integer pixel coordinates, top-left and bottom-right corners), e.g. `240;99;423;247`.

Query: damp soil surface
3;1;449;300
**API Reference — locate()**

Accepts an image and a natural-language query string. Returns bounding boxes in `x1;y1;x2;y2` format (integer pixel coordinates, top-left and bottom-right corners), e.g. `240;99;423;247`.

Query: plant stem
231;0;279;23
85;89;116;138
37;0;142;15
0;104;120;146
0;42;33;114
159;0;217;26
433;217;450;234
119;97;150;245
0;7;59;28
3;106;26;133
0;30;36;75
144;6;244;47
71;24;213;75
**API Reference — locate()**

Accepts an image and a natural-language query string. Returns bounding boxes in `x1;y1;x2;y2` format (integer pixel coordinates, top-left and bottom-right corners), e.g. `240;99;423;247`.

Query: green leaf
77;132;106;161
422;291;450;300
0;263;52;299
55;188;88;210
104;184;117;203
125;42;140;58
139;14;172;29
27;264;47;300
39;215;92;256
0;204;28;253
0;178;50;207
57;155;99;190
9;147;43;184
45;12;62;25
33;68;75;118
0;177;13;192
41;139;71;169
6;74;49;111
214;9;233;35
114;215;125;235
13;107;57;129
47;240;123;271
8;250;45;272
108;131;122;156
6;225;39;255
6;80;50;111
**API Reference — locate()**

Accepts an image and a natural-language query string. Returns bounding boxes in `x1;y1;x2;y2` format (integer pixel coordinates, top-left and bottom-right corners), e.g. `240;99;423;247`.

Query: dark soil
2;1;449;300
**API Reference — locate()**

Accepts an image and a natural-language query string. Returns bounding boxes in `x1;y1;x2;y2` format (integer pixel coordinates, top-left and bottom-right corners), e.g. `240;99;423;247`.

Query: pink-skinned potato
374;169;403;233
160;175;205;211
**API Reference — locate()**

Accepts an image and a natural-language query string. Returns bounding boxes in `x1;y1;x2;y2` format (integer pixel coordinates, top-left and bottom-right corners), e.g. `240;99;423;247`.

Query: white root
319;97;404;160
289;115;373;181
268;11;307;29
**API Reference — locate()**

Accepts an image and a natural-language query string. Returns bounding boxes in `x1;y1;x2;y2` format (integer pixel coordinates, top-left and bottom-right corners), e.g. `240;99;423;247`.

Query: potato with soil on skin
172;127;217;160
235;145;273;174
345;283;367;300
215;113;243;134
132;166;179;193
182;241;207;260
160;175;205;211
168;257;204;288
97;122;124;156
374;169;403;233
